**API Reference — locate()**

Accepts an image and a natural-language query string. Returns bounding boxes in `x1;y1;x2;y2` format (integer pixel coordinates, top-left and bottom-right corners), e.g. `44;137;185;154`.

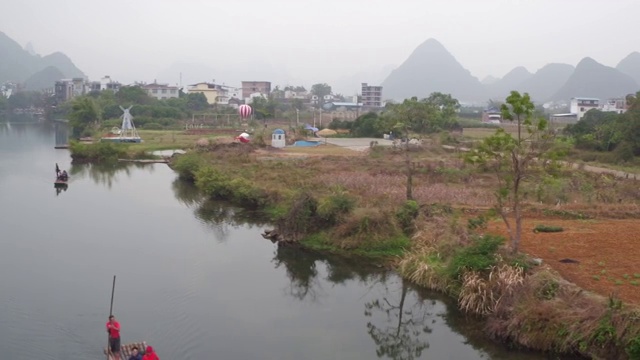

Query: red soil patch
486;217;640;305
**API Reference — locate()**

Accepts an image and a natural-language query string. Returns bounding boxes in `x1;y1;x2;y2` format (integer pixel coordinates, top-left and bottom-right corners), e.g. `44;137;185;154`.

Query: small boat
104;341;148;360
54;163;69;186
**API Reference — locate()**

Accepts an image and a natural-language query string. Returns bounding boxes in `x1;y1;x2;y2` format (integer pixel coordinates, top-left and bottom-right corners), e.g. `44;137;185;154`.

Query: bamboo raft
104;341;147;360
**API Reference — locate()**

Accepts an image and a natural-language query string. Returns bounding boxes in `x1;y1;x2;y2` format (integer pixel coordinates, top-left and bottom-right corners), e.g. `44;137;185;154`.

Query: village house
141;82;180;100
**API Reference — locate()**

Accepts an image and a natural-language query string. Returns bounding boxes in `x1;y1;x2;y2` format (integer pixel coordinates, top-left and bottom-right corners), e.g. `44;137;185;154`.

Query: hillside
552;57;638;101
486;66;532;100
616;52;640;86
0;31;85;85
381;38;485;102
23;66;65;91
519;63;575;102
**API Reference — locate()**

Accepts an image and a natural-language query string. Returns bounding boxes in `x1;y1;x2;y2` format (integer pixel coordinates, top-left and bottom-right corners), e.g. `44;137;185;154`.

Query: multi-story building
54;79;75;103
570;97;599;120
361;83;383;108
141;82;180;100
188;83;243;105
188;82;222;104
99;76;121;92
241;81;271;99
601;98;627;114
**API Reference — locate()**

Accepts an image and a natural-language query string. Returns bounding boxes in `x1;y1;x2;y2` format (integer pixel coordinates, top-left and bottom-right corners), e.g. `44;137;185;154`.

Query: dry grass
480;267;640;358
280;144;360;156
458;263;525;315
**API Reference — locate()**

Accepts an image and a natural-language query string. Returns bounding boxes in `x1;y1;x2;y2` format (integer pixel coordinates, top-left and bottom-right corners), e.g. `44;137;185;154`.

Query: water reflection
365;280;432;360
55;184;69;196
272;245;388;301
70;162;154;188
171;178;270;242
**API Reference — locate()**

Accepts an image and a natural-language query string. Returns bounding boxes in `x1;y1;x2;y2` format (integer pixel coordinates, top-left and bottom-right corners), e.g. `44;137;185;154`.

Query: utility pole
296;108;299;126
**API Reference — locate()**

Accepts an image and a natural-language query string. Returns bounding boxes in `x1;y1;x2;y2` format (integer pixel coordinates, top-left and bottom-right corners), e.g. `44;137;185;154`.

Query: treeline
328;92;461;137
564;92;640;163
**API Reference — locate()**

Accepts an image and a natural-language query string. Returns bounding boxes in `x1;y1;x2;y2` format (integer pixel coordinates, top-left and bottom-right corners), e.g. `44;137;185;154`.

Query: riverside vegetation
71;91;640;359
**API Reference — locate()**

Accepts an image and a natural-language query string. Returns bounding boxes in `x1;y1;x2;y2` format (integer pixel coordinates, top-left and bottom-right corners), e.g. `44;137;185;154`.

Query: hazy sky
2;0;639;94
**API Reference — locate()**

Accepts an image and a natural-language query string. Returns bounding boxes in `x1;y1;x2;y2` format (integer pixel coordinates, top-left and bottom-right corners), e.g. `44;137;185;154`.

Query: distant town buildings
241;81;271;99
550;95;630;124
1;82;18;98
141;82;180;100
188;82;243;105
361;83;383;108
54;76;122;103
88;76;121;93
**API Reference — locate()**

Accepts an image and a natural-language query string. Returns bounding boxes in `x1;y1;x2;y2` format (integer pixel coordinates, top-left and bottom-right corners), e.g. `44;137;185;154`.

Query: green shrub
627;336;640;359
69;141;127;163
396;200;419;233
447;234;504;279
533;225;564;233
228;177;268;208
467;215;488;230
317;190;356;225
195;166;232;198
172;153;205;181
358;235;410;257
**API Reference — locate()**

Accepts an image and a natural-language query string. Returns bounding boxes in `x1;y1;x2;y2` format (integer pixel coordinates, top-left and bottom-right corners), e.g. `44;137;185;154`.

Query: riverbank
165;137;640;359
71;130;640;359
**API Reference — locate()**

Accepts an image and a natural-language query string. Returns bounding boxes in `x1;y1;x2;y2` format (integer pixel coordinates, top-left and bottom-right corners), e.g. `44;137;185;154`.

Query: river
0;123;567;360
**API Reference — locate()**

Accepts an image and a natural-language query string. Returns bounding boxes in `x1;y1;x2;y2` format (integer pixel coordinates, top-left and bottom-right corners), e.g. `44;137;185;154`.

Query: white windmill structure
103;106;142;143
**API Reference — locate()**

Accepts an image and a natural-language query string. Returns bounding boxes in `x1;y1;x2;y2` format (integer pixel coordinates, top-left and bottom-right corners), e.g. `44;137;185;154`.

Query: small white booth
271;128;286;148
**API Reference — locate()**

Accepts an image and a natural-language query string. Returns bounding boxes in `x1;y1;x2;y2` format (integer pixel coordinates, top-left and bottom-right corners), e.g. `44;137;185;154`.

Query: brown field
486;216;640;305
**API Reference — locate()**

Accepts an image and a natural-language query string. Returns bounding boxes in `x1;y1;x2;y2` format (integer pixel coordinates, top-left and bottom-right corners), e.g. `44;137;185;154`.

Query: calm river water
0;123;569;360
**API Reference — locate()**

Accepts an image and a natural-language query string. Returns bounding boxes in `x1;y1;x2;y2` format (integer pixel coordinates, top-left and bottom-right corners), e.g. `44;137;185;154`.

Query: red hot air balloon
238;104;252;119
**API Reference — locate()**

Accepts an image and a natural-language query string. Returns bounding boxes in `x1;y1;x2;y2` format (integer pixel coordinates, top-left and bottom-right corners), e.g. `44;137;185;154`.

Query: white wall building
570;97;599;120
142;82;180;100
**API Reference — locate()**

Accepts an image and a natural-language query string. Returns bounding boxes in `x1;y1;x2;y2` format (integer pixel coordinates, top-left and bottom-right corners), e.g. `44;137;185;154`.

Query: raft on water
104;341;148;360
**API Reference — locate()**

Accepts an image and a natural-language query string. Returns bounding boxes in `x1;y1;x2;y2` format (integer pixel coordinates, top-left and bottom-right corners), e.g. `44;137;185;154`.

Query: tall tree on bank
382;94;460;200
465;91;556;253
68;96;100;137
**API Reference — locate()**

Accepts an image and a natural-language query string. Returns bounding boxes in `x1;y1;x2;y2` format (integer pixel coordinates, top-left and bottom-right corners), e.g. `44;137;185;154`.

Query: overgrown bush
396;200;419;233
172;153;205;181
69;141;127;163
627;336;640;359
195;166;232;198
317;188;356;225
446;234;504;279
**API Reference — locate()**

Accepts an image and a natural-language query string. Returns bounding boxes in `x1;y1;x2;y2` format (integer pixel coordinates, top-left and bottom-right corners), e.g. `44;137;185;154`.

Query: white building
142;82;180;100
284;90;308;99
570;97;599;120
601;98;627;114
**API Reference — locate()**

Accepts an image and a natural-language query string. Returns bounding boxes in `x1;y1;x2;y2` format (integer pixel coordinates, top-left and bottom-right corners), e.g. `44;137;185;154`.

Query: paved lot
322;137;394;151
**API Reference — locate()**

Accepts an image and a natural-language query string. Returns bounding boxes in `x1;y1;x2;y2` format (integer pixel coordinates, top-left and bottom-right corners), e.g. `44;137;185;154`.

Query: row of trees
329;92;461;137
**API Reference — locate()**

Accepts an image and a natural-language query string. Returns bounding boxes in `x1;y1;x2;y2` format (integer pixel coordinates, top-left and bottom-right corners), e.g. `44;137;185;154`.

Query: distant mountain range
382;38;640;103
0;31;85;91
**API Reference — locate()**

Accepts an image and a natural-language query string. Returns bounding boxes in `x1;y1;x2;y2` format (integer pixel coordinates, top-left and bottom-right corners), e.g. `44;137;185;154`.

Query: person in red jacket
142;345;159;360
106;315;121;360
